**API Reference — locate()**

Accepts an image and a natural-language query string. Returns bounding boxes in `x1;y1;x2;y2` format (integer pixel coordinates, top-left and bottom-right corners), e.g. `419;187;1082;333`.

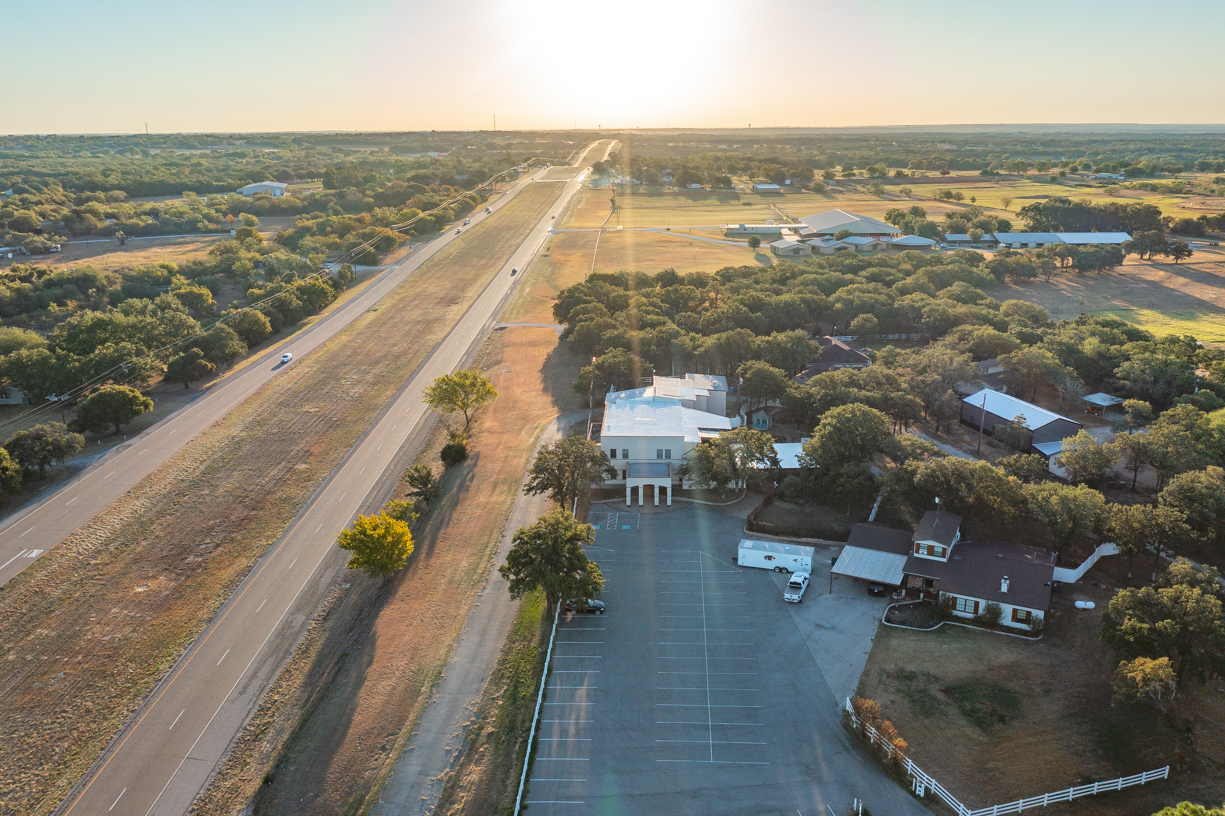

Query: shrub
935;594;955;621
974;601;1003;628
441;429;469;467
383;498;418;523
404;462;440;505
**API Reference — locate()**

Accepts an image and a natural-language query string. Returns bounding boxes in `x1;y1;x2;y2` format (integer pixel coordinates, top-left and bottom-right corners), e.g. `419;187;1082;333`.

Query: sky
7;0;1225;134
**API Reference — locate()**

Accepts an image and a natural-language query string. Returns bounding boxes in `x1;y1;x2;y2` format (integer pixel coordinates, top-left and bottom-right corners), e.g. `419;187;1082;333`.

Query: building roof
961;389;1079;432
888;234;937;246
678;373;727;391
773;442;804;470
846;522;915;556
770;238;807;251
1054;232;1131;244
1083;392;1125;407
240;181;288;190
839;235;883;245
1033;440;1064;457
753;183;782;190
627;461;670;478
795;337;872;382
601;397;732;442
913;510;961;547
907;540;1056;612
992;232;1061;244
944;233;998;243
833;546;908;587
798;209;899;235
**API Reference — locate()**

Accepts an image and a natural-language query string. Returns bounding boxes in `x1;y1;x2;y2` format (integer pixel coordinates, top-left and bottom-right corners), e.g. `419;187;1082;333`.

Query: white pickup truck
783;572;810;603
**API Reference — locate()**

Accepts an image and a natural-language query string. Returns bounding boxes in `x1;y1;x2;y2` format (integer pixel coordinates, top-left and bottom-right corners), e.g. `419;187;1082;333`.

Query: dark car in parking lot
565;598;606;614
867;583;887;596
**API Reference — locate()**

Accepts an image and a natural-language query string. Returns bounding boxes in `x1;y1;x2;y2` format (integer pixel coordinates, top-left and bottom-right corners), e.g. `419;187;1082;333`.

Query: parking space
523;505;930;816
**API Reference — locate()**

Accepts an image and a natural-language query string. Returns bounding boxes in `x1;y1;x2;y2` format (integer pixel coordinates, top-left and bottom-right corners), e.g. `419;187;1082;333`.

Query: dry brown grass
858;580;1225;815
0;181;563;816
999;250;1225;343
192;324;582;816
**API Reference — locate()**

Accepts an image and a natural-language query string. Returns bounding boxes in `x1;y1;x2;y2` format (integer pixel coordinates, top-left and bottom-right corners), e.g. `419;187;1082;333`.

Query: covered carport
830;544;907;594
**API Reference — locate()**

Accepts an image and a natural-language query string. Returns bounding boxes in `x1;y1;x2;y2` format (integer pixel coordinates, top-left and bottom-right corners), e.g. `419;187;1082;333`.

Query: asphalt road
523;504;932;816
0;169;546;587
56;149;604;816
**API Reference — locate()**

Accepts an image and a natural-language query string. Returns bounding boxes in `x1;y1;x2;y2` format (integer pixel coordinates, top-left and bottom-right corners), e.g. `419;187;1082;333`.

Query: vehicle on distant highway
485;206;492;213
551;214;556;219
463;218;470;225
783;572;810;603
280;352;293;363
455;228;461;234
511;268;518;276
566;598;605;614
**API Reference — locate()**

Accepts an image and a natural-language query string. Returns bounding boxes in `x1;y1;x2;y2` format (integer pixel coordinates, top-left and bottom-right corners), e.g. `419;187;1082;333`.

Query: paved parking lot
522;504;930;816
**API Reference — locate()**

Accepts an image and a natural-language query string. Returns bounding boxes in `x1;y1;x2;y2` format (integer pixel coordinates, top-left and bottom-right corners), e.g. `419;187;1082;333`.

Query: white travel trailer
736;539;814;573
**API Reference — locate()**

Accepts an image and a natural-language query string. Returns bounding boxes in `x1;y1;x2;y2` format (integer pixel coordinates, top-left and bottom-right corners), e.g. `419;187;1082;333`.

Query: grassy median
0;180;563;816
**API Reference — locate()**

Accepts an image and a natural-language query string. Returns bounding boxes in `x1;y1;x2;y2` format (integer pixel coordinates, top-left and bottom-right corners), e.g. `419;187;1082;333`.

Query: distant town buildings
237;181;289;197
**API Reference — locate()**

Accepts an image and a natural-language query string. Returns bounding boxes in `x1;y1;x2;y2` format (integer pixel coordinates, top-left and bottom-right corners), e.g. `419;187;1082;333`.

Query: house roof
887;234;937;246
961;389;1079;431
772;442;804;470
241;181;288;190
839;235;883;245
601;397;733;442
770;238;806;251
833;545;908;587
1033;440;1064;457
1083;392;1124;407
907;540;1056;612
846;522;915;555
913;510;961;547
798;209;899;235
753;183;782;190
944;233;998;243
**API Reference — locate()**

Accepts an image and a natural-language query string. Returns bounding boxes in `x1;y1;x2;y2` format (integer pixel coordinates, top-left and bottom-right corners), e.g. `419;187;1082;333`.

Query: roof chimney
1001;577;1010;593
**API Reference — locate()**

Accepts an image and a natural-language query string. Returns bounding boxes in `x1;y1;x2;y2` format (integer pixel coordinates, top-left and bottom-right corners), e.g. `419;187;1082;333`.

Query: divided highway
57;146;605;816
0;168;545;587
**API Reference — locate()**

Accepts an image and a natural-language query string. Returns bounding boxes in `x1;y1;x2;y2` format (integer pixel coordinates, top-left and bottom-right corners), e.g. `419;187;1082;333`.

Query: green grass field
1097;307;1225;341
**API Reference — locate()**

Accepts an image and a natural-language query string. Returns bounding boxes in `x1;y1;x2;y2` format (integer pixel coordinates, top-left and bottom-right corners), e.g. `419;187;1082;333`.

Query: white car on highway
280;353;293;364
783;572;810;603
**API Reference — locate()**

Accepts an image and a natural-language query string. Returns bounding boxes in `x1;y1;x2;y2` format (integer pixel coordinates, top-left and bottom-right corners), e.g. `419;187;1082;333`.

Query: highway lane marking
67;497;78;505
169;709;185;730
339;493;346;501
140;519;357;816
106;471;115;478
316;523;323;533
138;449;148;456
109;788;126;811
0;550;29;571
216;649;231;666
288;558;297;570
20;527;33;537
256;599;267;613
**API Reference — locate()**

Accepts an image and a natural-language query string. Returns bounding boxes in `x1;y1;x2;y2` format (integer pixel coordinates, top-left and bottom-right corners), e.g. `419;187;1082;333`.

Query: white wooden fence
844;698;1168;816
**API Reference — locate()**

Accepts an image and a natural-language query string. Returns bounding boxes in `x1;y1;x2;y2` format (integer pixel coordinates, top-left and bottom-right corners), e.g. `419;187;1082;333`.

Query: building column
666;484;672;506
638;484;644;506
626;484;631;506
654;483;660;507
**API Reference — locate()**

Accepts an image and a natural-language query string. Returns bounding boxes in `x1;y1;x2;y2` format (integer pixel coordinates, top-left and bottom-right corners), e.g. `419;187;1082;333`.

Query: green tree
1000;346;1073;401
424;369;497;428
196;324;247;367
1151;802;1225;816
70;385;153;435
499;509;603;614
759;330;817;378
799;403;890;471
1024;481;1105;551
574;348;648;399
226;309;272;347
404;462;440;506
1122;399;1154;429
682;427;780;495
0;347;72;404
1113;656;1178;712
1101;569;1225;681
1057;429;1118;486
747;235;761;249
887;456;1023;522
996;453;1049;483
336;511;414;578
0;448;21;496
525;436;617;511
1169;240;1193;264
4;422;85;476
164;348;216;389
1109;503;1195;574
737;360;789;414
992;415;1032;452
1160;467;1225;548
1113;429;1155;492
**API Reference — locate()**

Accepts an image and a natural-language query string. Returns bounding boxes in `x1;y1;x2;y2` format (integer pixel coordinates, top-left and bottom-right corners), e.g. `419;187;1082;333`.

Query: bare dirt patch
858;578;1225;815
0;181;563;816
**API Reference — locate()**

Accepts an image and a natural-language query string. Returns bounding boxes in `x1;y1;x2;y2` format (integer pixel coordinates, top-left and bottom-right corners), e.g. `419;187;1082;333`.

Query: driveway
521;504;929;816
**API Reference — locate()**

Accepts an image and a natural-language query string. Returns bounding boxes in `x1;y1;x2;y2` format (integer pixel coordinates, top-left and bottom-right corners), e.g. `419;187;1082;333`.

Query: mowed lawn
566;189;783;228
999;250;1225;343
534;230;766;288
